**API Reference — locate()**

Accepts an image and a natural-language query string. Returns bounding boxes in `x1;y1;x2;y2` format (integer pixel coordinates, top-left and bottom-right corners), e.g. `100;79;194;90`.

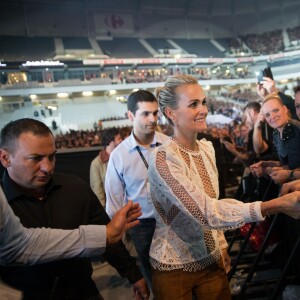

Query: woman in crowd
250;93;300;185
148;74;300;300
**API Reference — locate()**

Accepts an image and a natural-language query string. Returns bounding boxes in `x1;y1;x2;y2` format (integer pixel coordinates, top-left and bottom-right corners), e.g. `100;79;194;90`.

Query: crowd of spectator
48;114;130;149
227;27;300;56
0;64;255;90
227;38;252;57
287;25;300;48
54;126;132;149
221;89;259;103
53;123;178;150
53;92;250;150
241;30;284;55
227;26;300;56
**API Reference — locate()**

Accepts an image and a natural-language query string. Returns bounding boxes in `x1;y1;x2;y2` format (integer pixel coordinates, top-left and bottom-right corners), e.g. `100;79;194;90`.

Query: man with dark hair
294;85;300;120
244;101;275;160
126;90;157;115
0;118;149;300
105;90;169;290
90;128;122;206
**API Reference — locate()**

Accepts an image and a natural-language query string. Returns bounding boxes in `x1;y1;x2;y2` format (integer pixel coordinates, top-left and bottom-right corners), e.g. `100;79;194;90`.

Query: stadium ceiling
1;0;300;16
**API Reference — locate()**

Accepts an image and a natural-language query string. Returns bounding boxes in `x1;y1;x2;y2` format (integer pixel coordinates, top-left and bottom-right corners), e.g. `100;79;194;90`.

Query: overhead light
280;79;288;83
133;88;139;92
47;105;58;111
57;92;69;98
116;96;127;103
30;94;37;100
82;91;93;96
204;85;210;90
0;97;2;101
109;90;116;95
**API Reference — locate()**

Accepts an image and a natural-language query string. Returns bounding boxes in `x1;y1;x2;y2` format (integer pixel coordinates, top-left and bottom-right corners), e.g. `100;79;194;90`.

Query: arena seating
173;38;225;57
97;37;151;58
63;37;92;50
0;36;55;61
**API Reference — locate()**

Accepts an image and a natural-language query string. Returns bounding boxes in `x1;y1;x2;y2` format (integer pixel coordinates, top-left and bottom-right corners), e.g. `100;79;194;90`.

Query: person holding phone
250;93;300;184
256;68;297;119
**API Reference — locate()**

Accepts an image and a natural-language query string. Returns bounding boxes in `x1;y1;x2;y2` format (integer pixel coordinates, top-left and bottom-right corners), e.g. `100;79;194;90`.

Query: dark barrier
0;147;101;185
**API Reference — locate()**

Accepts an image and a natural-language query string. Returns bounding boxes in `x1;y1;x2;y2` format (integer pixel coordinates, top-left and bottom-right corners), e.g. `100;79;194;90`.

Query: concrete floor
92;238;154;300
92;261;154;300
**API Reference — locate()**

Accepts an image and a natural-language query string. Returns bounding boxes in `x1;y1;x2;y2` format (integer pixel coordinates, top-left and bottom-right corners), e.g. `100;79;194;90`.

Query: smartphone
256;67;273;84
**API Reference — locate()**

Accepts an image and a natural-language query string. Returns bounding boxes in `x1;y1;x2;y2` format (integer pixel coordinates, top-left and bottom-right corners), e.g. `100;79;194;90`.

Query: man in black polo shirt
0;118;149;300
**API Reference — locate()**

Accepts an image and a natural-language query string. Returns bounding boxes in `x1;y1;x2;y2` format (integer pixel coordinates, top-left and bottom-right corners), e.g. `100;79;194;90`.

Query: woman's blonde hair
262;93;291;118
262;93;283;106
154;74;199;124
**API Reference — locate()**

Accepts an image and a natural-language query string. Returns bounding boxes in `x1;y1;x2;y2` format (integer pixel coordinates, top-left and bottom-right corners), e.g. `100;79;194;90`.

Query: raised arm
0;187;141;265
148;146;264;231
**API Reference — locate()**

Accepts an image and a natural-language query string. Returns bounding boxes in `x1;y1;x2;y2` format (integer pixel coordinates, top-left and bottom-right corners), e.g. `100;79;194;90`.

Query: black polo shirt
0;171;142;300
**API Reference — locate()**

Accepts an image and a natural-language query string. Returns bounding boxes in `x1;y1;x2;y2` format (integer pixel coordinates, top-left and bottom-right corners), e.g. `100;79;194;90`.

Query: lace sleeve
148;145;264;231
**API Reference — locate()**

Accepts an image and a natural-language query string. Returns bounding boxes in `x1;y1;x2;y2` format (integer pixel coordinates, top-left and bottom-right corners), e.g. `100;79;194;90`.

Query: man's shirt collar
127;131;159;152
1;170;61;203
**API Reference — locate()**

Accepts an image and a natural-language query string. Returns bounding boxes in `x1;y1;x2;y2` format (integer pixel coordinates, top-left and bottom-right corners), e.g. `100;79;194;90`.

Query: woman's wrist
261;200;280;217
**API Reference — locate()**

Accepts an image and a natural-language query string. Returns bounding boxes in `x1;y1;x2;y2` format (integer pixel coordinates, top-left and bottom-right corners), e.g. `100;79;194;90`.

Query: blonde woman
148;74;300;300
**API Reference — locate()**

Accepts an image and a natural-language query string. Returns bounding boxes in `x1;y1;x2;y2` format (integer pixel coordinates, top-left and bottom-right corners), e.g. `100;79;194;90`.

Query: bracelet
288;170;295;182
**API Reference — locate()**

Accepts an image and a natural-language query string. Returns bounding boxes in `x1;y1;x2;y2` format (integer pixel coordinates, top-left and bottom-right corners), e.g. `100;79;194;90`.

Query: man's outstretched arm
0;187;141;265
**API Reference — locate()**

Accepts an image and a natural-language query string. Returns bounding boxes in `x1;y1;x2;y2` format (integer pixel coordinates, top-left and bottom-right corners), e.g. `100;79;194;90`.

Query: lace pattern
150;249;221;272
148;138;264;271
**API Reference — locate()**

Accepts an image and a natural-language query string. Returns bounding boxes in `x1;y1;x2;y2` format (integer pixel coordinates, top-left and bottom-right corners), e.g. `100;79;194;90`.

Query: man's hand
270;168;290;185
222;141;236;153
250;161;280;177
282;179;300;195
132;278;150;300
106;201;142;245
250;161;265;177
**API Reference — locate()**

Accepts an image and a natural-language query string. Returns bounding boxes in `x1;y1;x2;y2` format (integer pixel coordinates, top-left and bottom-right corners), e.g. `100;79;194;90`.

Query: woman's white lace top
148;138;264;271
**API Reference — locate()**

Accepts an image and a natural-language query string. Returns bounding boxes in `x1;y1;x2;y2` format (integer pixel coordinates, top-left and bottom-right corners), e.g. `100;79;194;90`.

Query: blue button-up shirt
105;131;169;219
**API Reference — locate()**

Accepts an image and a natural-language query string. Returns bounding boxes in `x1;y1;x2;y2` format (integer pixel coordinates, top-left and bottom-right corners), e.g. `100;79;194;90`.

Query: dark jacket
0;171;142;300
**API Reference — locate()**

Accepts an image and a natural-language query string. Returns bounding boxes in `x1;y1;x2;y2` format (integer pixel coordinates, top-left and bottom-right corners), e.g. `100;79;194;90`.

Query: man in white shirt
106;90;169;289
